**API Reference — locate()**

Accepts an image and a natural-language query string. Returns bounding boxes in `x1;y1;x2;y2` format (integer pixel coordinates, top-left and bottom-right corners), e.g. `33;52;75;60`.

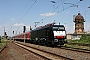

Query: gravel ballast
0;41;45;60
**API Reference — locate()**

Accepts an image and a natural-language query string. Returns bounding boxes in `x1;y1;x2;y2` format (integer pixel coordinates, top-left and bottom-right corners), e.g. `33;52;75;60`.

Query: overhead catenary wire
39;1;80;21
17;0;31;23
18;0;37;23
33;0;79;27
34;0;86;29
61;0;64;10
15;0;37;33
29;0;65;27
20;0;31;18
18;0;84;28
32;0;61;27
57;1;81;13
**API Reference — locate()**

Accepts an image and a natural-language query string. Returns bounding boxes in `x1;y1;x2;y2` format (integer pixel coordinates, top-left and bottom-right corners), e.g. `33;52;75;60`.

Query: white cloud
11;18;15;21
26;26;30;29
66;12;69;14
40;12;57;17
13;23;30;30
0;26;2;28
14;23;25;27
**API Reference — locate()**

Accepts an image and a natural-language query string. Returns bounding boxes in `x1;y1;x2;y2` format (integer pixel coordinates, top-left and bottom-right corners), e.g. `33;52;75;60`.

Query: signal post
23;26;26;43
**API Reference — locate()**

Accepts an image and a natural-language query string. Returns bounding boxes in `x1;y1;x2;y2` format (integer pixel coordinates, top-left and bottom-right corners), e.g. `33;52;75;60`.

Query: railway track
14;41;90;60
13;42;73;60
60;46;90;53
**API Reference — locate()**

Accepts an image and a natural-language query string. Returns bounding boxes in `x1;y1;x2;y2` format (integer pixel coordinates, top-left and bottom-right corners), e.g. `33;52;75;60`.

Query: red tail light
56;36;64;39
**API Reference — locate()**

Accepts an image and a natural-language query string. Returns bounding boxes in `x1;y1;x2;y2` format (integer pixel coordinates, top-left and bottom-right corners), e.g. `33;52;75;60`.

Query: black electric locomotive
30;23;67;46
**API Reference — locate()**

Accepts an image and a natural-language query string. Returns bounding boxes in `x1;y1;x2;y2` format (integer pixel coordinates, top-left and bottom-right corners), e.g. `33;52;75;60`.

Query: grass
0;39;7;49
64;44;90;50
0;55;2;58
67;39;90;44
65;39;90;50
0;39;7;59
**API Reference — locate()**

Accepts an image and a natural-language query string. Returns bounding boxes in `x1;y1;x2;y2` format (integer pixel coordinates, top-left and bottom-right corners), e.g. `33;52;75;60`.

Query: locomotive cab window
53;25;65;31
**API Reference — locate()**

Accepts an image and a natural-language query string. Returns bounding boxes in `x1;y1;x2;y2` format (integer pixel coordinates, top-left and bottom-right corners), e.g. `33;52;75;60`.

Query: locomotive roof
53;25;64;27
32;24;65;31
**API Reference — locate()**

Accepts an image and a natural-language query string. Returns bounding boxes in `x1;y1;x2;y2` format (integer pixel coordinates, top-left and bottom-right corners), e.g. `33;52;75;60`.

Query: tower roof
75;13;84;20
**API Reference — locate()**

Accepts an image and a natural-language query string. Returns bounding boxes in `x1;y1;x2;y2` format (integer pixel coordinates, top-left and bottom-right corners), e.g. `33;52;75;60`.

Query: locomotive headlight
54;39;58;42
64;39;67;43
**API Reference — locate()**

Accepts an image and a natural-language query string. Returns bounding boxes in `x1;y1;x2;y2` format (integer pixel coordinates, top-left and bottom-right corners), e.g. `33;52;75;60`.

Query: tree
80;34;87;40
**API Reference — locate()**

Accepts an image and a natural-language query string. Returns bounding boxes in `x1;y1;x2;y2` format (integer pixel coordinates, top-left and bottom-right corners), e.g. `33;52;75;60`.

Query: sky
0;0;90;36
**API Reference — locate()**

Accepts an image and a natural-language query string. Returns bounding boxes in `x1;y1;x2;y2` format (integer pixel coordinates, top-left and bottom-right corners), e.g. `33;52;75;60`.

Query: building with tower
67;13;86;40
67;13;90;40
73;13;85;34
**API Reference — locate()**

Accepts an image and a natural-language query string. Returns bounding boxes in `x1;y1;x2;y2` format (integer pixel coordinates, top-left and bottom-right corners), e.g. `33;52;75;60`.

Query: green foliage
80;34;87;40
66;35;90;50
68;34;90;44
0;39;7;49
0;55;2;58
87;36;90;43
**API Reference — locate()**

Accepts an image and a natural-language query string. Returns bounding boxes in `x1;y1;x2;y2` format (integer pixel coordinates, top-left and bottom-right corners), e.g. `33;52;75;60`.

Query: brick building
73;13;85;34
67;13;85;40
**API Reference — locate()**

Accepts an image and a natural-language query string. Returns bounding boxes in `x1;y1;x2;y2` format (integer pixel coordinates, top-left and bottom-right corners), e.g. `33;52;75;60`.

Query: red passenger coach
12;31;30;42
24;31;30;39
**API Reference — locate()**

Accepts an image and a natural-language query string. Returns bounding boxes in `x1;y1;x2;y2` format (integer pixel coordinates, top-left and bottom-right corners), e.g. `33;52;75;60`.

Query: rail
14;42;73;60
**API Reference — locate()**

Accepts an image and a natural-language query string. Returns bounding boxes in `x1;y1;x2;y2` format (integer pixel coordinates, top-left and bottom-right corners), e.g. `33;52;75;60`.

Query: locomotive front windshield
53;25;65;31
52;25;66;36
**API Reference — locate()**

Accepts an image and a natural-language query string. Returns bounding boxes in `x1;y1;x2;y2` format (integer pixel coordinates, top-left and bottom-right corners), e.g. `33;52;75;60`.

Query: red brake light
56;36;64;38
